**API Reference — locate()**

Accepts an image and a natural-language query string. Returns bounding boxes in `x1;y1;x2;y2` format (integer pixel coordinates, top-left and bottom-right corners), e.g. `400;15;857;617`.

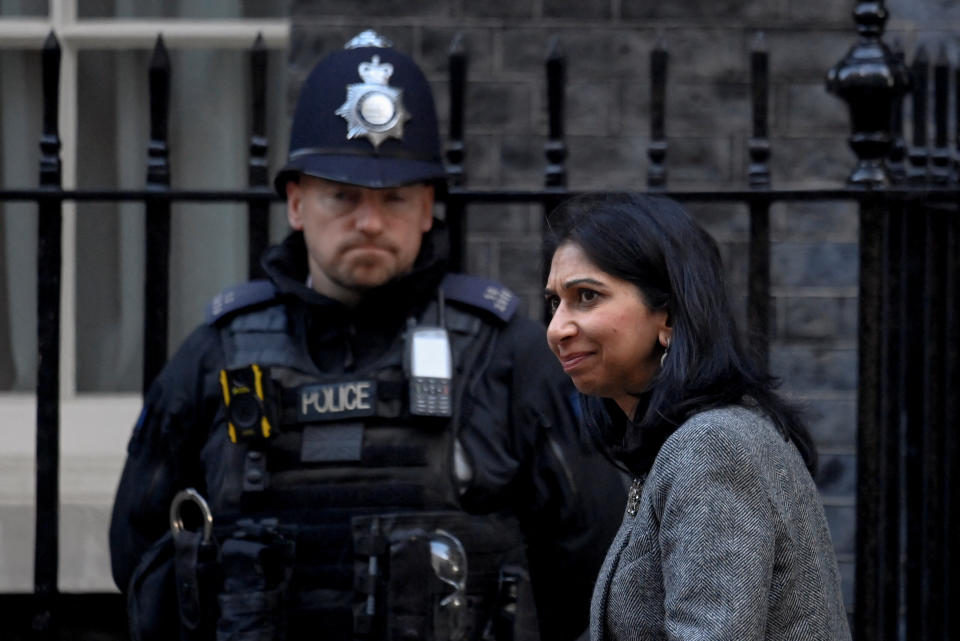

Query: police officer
110;30;625;641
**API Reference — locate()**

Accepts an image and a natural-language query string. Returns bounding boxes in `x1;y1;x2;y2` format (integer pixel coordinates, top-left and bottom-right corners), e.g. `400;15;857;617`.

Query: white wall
1;395;139;591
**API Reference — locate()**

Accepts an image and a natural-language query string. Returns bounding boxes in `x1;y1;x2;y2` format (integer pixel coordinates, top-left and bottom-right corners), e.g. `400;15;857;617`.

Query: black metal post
542;37;568;321
33;30;62;641
247;33;271;280
647;40;668;190
445;33;467;272
955;62;960;182
887;40;908;183
826;1;909;186
143;36;171;393
827;3;911;640
944;207;960;636
544;37;567;191
878;201;904;640
899;201;926;641
908;46;929;183
931;46;950;184
747;32;771;366
857;198;895;641
919;204;947;640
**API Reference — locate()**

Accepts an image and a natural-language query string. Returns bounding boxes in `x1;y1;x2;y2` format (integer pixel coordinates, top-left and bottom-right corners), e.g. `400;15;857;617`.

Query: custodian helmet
274;30;447;197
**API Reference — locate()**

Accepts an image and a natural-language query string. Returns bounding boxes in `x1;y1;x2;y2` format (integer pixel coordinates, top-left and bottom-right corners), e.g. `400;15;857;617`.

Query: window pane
0;50;41;392
75;47;289;392
0;0;47;17
79;0;286;19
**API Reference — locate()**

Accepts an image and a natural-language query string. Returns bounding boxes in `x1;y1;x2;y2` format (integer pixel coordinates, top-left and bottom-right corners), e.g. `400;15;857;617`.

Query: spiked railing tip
752;31;767;52
449;32;465;56
150;34;170;69
547;36;564;60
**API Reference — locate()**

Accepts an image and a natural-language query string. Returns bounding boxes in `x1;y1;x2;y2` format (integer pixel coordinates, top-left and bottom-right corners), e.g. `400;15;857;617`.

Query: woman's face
545;242;671;418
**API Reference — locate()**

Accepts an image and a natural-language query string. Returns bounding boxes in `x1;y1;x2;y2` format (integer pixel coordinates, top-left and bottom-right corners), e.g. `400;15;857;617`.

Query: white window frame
0;0;290;591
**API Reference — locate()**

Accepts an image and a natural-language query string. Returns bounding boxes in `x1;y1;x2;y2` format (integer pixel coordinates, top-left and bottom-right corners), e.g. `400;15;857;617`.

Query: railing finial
826;1;910;187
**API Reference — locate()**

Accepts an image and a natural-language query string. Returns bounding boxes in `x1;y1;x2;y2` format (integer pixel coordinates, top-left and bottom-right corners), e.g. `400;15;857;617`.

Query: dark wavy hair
545;192;816;476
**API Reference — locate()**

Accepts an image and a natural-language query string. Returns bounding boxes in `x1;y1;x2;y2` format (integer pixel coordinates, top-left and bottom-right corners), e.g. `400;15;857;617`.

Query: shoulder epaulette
440;273;519;323
206;280;279;325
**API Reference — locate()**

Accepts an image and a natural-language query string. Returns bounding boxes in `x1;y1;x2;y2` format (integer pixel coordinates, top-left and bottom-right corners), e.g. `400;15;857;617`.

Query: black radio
405;326;453;417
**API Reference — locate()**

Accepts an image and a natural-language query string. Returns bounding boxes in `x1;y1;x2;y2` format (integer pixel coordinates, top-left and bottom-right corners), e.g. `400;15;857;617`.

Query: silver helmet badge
336;54;410;148
344;29;393;49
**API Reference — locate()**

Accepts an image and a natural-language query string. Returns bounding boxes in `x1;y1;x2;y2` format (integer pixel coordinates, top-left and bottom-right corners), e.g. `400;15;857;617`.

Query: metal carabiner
169;487;213;544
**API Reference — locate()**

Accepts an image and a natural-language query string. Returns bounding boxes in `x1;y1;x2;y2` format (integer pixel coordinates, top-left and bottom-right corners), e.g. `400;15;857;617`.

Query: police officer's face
286;175;434;304
545;242;671;420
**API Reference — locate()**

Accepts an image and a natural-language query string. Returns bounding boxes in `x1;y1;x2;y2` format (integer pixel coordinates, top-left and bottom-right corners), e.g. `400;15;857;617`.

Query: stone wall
288;0;960;623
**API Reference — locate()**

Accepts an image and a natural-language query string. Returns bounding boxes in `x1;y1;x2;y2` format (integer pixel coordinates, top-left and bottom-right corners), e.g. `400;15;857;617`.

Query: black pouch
126;531;178;641
352;511;537;641
216;519;296;641
174;529;221;641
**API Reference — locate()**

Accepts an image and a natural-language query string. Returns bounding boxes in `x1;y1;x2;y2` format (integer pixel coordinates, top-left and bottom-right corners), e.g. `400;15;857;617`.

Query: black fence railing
2;1;958;640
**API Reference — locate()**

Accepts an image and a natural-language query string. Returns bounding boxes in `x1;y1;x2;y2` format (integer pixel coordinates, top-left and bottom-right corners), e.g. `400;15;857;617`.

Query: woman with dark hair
543;192;850;641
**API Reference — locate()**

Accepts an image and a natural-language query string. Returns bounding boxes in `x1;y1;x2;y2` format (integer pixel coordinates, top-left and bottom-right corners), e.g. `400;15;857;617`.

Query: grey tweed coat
590;405;851;641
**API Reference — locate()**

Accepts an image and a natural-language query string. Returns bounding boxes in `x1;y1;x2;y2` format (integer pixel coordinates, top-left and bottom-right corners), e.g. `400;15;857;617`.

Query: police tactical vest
197;274;539;641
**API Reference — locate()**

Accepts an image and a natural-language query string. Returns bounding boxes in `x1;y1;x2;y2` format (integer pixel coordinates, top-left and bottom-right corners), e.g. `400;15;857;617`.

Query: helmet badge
336;55;410;148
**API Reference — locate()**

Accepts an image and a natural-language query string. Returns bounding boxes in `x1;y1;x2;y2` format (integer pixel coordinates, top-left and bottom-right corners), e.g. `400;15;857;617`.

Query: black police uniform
109;31;626;641
110;227;625;641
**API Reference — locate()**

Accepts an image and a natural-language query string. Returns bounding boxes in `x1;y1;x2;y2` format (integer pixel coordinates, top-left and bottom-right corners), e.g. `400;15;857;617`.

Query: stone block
770;136;852;186
686;202;750;242
565;134;649;189
770;345;857;393
621;0;778;21
466;203;540;235
786;0;856;24
624;80;753;140
782;82;848;136
543;0;612;19
562;81;618;136
657;29;752;82
522;294;549;322
730;295;750;342
566;134;737;189
501;28;658;75
771;241;858;288
667;136;740;185
292;0;451;17
765;30;855;82
815;452;856;498
782;296;856;341
887;0;960;23
770;201;858;242
458;133;501;187
501;134;549;188
466;81;534;130
460;0;536;19
823;504;856;555
465;238;496;278
801;397;857;451
838;296;857;339
671;81;752;137
716;240;749;293
500;238;546;293
620;81;650;135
